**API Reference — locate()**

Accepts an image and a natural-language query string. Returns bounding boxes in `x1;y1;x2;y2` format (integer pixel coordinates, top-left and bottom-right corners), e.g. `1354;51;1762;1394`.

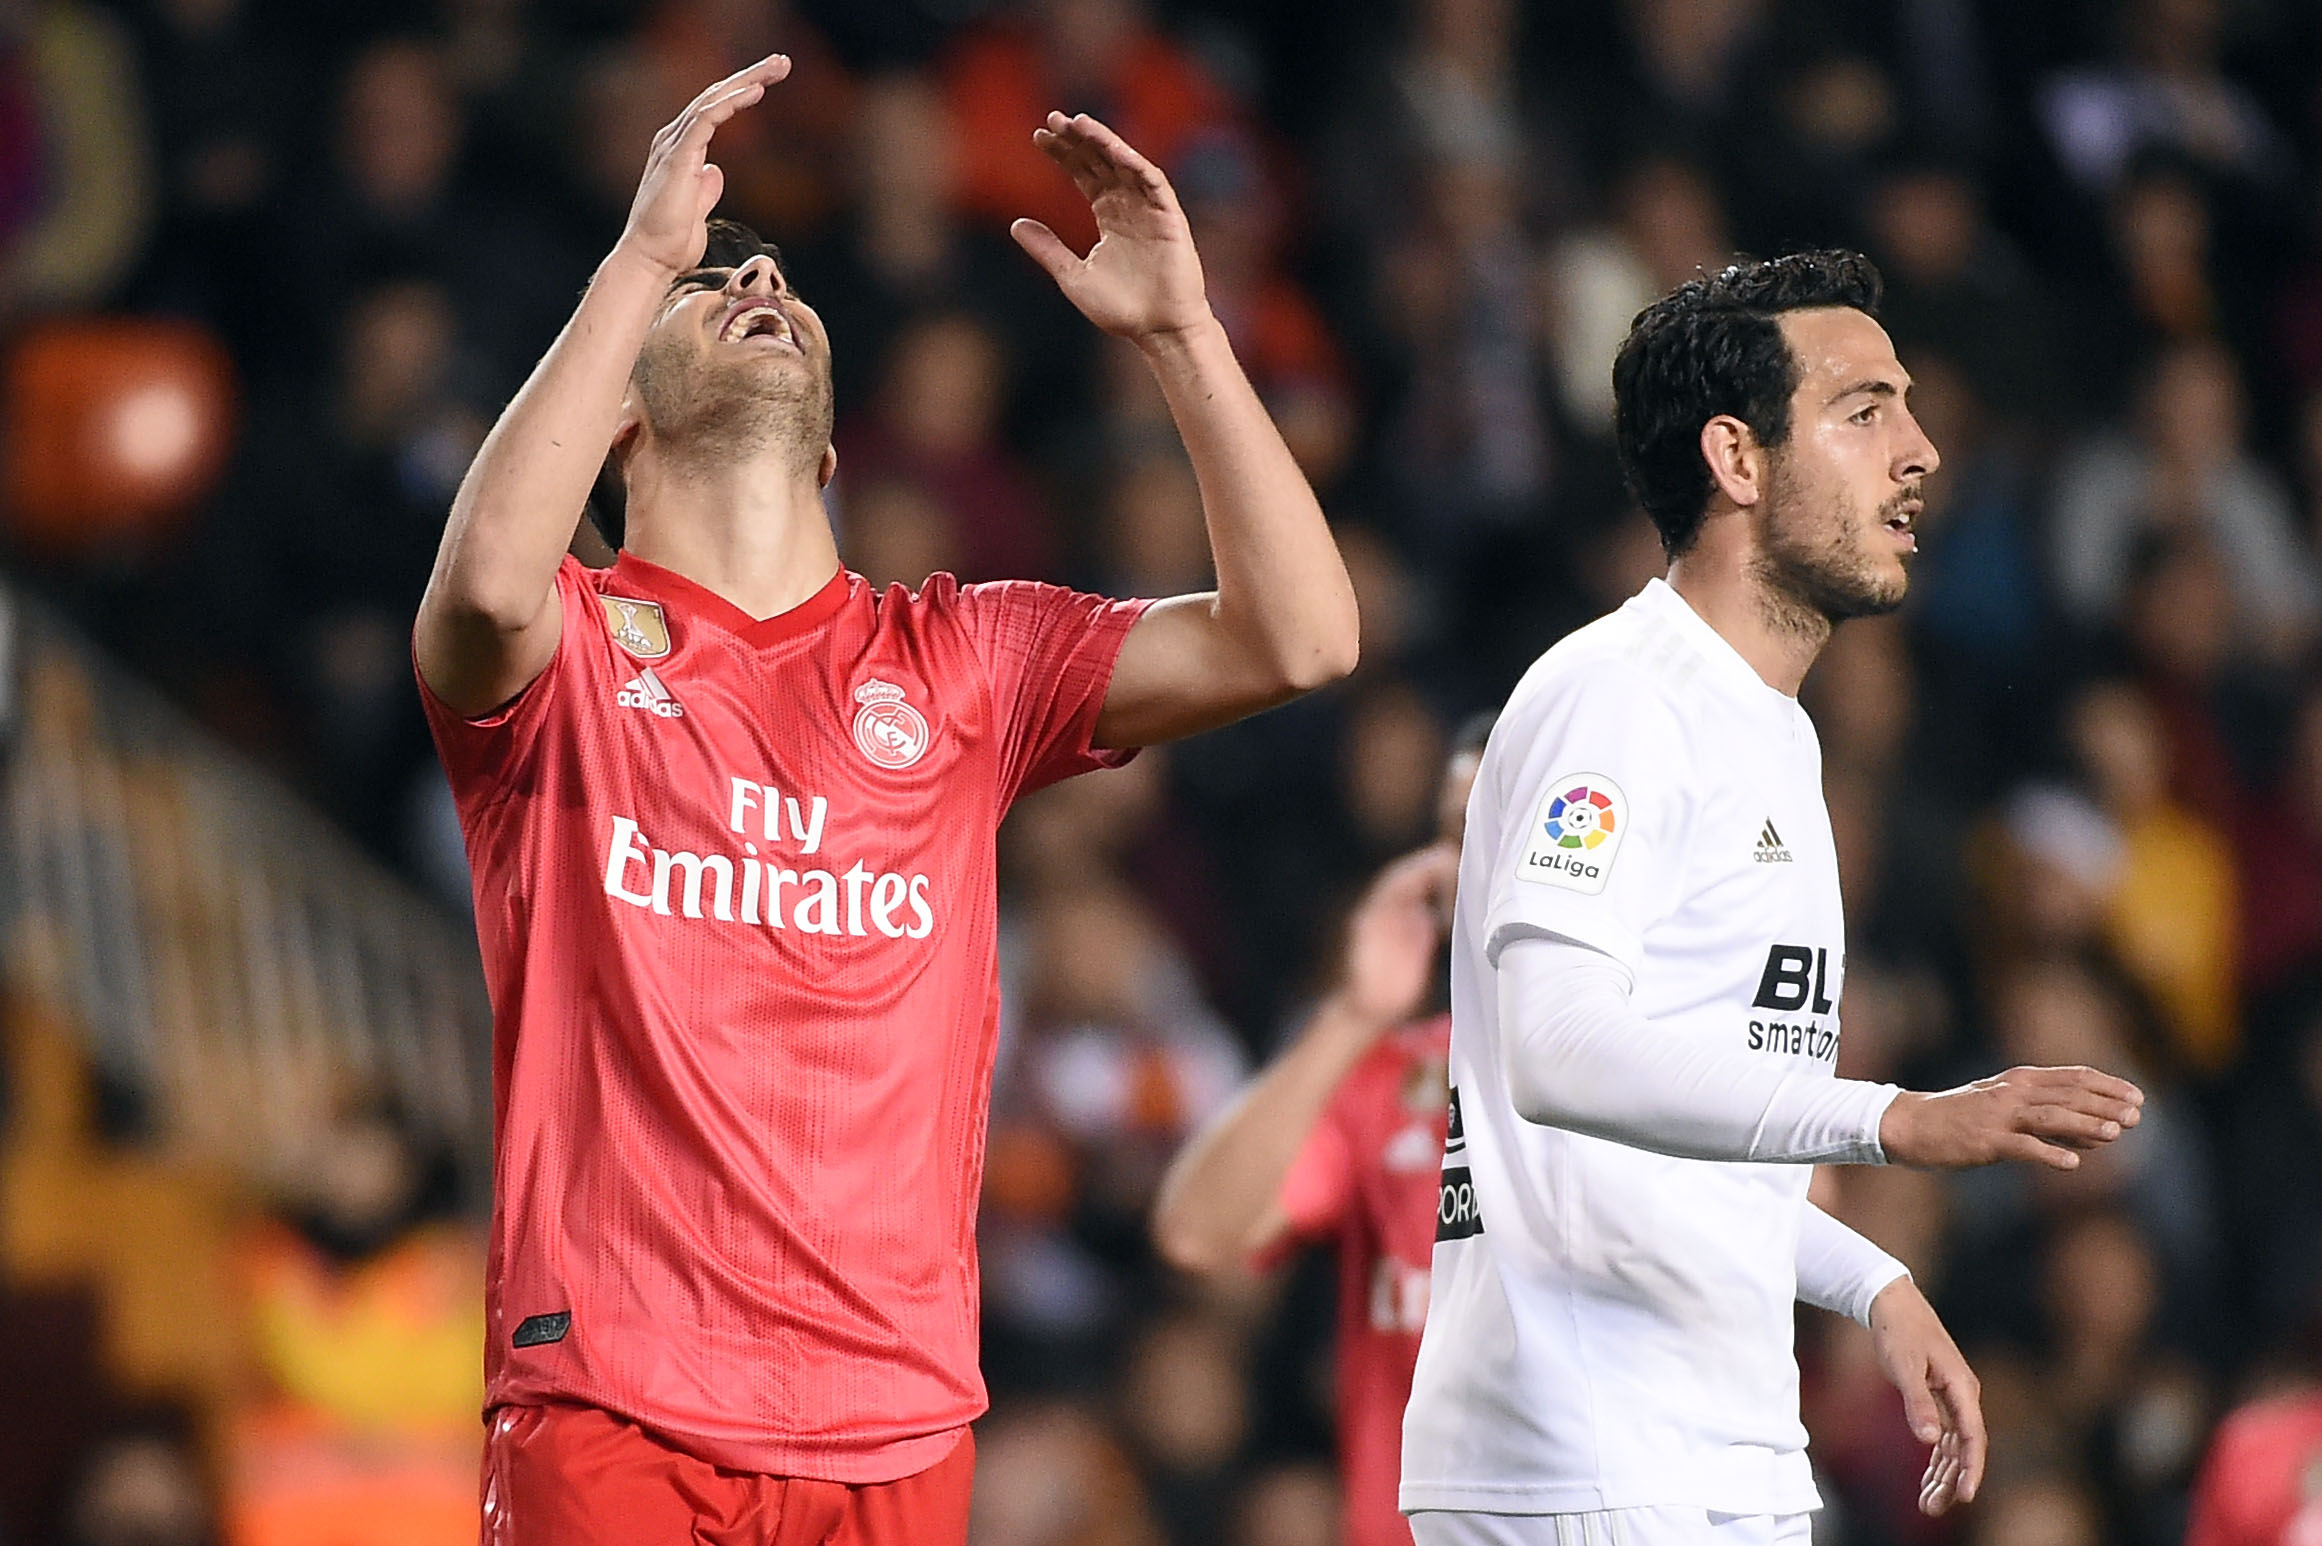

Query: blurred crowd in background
5;0;2322;1542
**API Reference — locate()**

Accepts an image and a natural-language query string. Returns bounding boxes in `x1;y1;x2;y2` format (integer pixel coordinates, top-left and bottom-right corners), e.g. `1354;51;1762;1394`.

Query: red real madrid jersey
418;551;1148;1484
1273;1014;1451;1546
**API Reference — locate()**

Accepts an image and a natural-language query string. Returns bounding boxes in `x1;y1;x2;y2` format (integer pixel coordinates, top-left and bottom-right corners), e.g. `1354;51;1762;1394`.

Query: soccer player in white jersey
1399;252;2146;1546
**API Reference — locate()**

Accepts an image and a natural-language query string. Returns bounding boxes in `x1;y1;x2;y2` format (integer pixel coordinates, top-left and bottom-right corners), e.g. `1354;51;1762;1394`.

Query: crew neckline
1633;577;1802;710
610;550;854;649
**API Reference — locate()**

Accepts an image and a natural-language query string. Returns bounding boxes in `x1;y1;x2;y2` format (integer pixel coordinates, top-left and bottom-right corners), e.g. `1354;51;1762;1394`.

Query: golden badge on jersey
599;595;672;659
852;679;931;769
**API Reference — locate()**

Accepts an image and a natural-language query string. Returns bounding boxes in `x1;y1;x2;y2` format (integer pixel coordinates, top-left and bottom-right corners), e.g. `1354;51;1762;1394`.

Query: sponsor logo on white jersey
617;667;685;718
852;678;930;769
1754;819;1794;864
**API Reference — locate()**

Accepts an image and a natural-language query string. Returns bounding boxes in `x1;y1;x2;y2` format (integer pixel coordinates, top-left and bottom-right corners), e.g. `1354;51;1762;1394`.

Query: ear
611;391;646;465
817;444;839;489
1700;414;1767;510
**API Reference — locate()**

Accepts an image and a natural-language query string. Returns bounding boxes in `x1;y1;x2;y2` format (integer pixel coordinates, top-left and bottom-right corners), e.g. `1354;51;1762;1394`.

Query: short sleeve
952;580;1152;806
1270;1093;1359;1252
1482;668;1697;978
415;556;591;809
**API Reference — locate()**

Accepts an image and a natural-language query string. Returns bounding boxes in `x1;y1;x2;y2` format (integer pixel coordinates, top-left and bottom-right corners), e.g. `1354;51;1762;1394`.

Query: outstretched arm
1154;846;1456;1272
415;55;791;718
1010;113;1360;747
1497;935;2144;1167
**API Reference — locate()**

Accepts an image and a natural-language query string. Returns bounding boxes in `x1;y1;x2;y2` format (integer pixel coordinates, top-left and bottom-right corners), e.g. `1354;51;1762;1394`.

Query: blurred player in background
412;54;1357;1546
1152;715;1487;1546
1399;253;2147;1546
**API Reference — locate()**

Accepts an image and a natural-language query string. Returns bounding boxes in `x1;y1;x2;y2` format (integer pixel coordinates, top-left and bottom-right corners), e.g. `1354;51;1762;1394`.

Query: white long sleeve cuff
1796;1201;1910;1326
1495;933;1899;1165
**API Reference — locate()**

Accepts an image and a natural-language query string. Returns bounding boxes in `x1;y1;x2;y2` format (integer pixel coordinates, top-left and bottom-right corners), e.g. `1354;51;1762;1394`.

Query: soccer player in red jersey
411;54;1359;1546
1152;722;1486;1546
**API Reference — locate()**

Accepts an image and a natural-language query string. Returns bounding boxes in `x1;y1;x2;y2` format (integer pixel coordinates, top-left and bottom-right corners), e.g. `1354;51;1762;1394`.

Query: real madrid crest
599;595;672;659
852;679;930;769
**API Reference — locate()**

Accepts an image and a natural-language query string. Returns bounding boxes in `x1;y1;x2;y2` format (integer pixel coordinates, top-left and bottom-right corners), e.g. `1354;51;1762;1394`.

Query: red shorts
479;1405;974;1546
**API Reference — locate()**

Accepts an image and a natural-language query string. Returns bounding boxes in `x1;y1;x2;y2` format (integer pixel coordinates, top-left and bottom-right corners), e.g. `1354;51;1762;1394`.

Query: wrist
1876;1089;1920;1165
600;242;685;293
1307;990;1400;1050
1131;309;1226;362
1866;1270;1922;1326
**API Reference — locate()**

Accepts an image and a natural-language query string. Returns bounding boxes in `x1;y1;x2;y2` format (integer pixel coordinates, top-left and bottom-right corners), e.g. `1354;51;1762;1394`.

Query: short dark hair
1611;251;1884;557
699;217;783;277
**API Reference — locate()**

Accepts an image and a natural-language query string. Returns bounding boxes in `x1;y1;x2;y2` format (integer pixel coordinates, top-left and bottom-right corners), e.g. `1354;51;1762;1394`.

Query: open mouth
718;300;798;350
1884;501;1920;547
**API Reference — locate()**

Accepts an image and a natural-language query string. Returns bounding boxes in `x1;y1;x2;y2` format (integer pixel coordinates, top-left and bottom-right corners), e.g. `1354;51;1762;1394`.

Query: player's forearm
426;250;669;628
1138;317;1359;690
1496;935;1899;1164
1796;1201;1909;1326
1152;995;1380;1273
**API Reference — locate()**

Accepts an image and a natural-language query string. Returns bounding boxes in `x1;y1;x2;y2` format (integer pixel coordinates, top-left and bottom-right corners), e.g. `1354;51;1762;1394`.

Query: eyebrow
1827;378;1906;405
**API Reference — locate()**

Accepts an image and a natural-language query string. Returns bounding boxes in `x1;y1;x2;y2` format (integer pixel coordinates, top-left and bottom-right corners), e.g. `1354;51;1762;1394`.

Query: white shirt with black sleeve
1401;578;1904;1520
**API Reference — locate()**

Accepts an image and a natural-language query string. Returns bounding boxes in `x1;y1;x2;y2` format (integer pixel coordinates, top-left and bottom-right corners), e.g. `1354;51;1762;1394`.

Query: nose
1898;407;1939;483
729;254;783;297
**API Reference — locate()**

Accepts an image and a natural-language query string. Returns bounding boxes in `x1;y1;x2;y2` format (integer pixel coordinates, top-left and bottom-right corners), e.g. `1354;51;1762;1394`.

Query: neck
1666;542;1829;698
621;449;840;621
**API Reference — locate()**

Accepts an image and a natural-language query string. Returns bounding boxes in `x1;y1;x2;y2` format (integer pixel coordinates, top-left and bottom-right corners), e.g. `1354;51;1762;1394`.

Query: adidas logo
1755;820;1793;864
616;667;685;718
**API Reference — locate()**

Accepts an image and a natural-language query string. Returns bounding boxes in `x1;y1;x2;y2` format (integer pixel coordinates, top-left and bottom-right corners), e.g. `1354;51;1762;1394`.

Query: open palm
1011;112;1211;341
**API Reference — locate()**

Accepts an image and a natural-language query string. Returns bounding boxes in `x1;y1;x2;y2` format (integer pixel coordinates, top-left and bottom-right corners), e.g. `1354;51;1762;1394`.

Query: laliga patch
599;595;672;659
1516;773;1627;895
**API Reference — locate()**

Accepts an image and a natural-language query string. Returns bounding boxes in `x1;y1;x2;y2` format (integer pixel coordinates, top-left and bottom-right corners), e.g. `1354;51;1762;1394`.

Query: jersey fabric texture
1274;1014;1452;1546
480;1404;975;1546
420;552;1148;1484
1402;579;1848;1518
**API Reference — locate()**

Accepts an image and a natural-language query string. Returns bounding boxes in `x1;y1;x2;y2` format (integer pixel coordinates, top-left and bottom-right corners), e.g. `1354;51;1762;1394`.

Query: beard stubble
632;332;835;478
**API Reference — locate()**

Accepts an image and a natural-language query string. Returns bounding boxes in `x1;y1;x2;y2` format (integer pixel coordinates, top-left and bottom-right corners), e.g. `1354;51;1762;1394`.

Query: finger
1893;1359;1942;1445
1031;127;1110;201
1065;112;1174;199
2005;1132;2081;1170
688;52;792;113
2018;1104;2125;1147
1009;218;1082;283
660;81;768;173
1054;124;1128;200
2024;1065;2145;1108
1918;1438;1957;1517
1941;1371;1987;1504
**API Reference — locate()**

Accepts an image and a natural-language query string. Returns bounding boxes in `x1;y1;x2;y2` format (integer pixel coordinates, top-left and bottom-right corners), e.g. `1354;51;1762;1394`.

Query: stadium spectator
834;309;1055;582
941;0;1242;252
2051;339;2320;652
0;0;151;320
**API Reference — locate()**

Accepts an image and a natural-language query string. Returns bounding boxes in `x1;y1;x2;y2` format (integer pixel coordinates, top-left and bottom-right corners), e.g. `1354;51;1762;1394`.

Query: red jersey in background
2185;1391;2322;1546
420;552;1145;1484
1274;1015;1452;1546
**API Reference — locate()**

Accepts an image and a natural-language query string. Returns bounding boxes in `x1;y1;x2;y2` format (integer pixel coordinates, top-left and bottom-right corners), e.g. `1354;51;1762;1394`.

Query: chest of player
567;592;1000;935
1649;719;1847;1065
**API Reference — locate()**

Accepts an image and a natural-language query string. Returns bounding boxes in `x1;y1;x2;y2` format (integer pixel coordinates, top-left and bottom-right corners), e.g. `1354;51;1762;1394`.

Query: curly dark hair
1612;251;1884;557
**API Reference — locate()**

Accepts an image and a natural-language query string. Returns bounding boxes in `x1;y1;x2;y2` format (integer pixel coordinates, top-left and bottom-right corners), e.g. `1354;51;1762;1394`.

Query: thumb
1011;218;1081;283
1896;1361;1943;1445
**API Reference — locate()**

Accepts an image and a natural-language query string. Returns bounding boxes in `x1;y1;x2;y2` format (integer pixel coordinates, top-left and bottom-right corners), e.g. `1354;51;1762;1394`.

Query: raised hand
1879;1064;2145;1170
1335;844;1459;1030
617;54;792;280
1866;1277;1985;1515
1011;112;1211;342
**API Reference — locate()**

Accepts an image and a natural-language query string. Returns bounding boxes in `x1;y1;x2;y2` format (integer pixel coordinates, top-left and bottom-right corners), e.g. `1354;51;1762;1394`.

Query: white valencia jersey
1402;579;1846;1517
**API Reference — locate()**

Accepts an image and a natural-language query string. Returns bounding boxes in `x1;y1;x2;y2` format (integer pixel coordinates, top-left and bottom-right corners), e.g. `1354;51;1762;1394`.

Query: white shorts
1407;1507;1814;1546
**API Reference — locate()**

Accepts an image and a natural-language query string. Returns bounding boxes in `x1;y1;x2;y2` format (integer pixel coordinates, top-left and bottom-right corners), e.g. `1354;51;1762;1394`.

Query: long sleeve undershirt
1796;1200;1911;1326
1496;933;1909;1324
1494;933;1900;1166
